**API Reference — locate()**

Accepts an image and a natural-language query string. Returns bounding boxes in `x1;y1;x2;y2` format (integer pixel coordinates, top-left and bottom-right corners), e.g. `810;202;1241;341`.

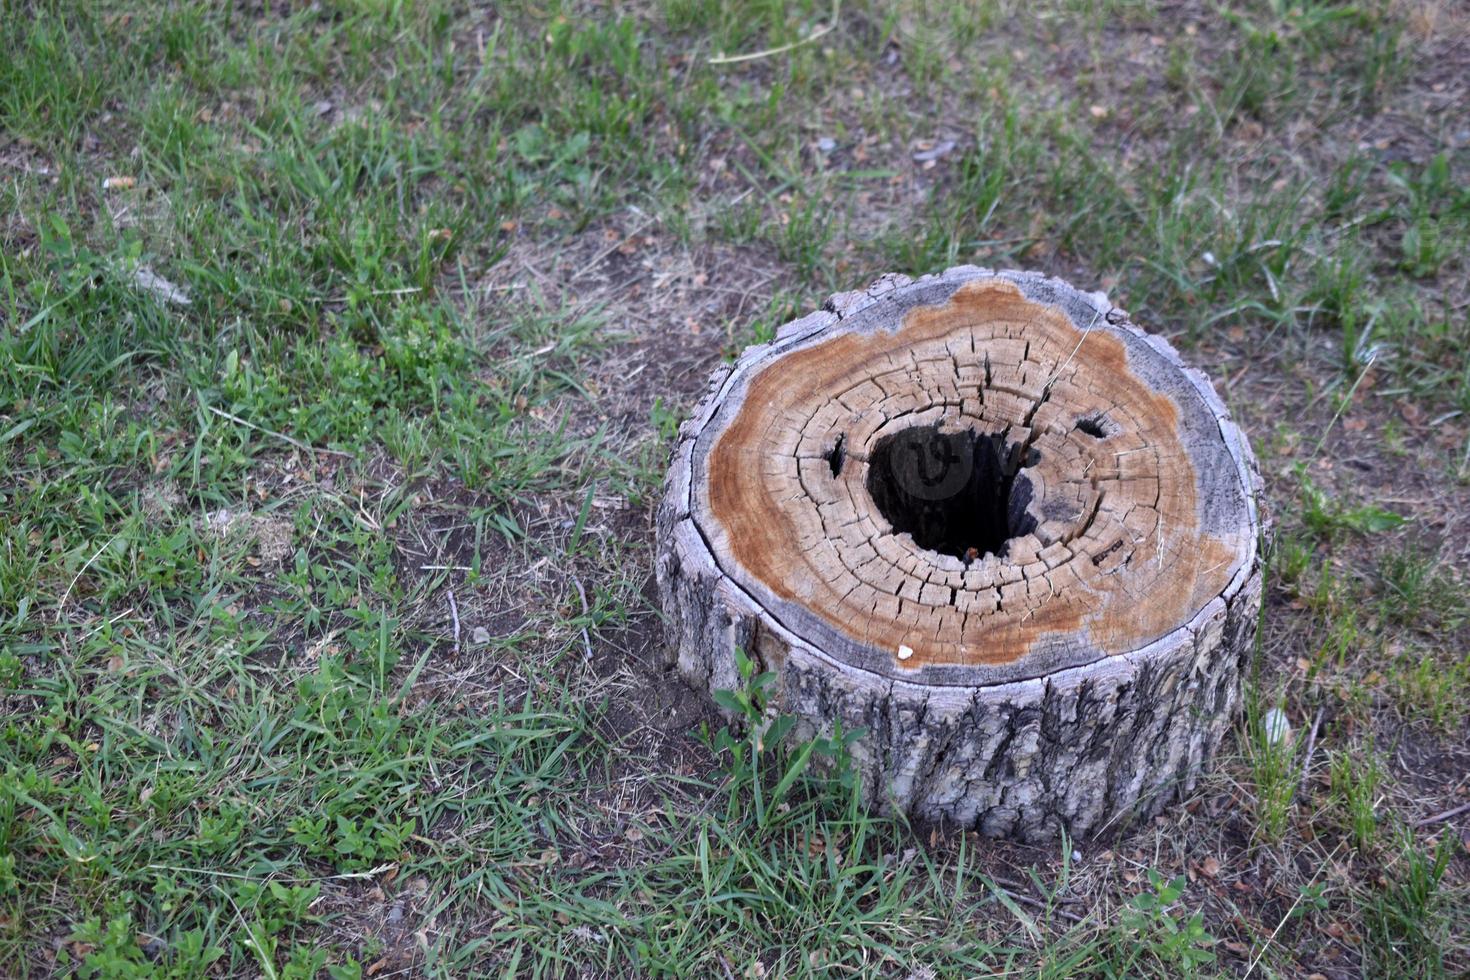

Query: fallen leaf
911;139;956;162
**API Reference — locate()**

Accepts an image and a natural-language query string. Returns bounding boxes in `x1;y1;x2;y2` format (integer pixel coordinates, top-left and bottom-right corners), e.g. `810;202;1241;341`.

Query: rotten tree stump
656;268;1264;842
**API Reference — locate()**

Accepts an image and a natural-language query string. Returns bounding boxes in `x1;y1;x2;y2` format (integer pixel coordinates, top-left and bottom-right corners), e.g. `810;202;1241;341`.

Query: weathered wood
656;267;1265;842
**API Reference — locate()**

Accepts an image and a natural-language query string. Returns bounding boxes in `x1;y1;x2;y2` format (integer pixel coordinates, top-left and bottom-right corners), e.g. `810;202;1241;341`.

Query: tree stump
656;268;1264;842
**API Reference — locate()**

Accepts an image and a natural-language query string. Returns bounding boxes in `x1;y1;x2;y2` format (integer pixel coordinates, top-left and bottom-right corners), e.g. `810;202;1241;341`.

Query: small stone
131;265;191;306
816;137;837;154
897;644;914;660
1263;707;1291;745
471;626;490;645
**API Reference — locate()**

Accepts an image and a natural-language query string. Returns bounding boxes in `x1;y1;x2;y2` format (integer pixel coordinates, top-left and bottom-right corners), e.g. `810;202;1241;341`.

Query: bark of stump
656;268;1265;842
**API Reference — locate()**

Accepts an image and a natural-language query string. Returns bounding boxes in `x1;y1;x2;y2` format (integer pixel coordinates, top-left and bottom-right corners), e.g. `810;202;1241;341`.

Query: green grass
2;0;1468;975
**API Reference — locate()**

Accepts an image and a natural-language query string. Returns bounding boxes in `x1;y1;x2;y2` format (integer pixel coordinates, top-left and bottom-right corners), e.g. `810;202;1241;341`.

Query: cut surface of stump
656;268;1264;841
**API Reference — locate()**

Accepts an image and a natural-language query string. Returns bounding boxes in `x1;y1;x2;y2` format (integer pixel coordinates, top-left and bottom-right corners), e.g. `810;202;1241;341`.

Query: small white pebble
1072;849;1082;863
1263;707;1292;745
897;644;914;661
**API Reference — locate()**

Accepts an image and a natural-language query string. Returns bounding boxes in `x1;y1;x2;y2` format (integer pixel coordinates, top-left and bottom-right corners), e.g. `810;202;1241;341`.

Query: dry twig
205;404;354;458
572;577;594;661
1294;706;1326;803
447;590;461;656
1414;801;1470;827
708;1;840;64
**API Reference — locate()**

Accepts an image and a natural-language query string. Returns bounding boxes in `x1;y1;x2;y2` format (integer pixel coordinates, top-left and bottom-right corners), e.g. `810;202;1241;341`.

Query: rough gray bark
656;267;1265;842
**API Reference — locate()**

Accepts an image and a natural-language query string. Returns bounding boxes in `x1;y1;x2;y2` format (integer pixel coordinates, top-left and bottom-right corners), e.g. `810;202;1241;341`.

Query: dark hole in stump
825;434;846;477
1075;415;1108;438
866;423;1037;560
